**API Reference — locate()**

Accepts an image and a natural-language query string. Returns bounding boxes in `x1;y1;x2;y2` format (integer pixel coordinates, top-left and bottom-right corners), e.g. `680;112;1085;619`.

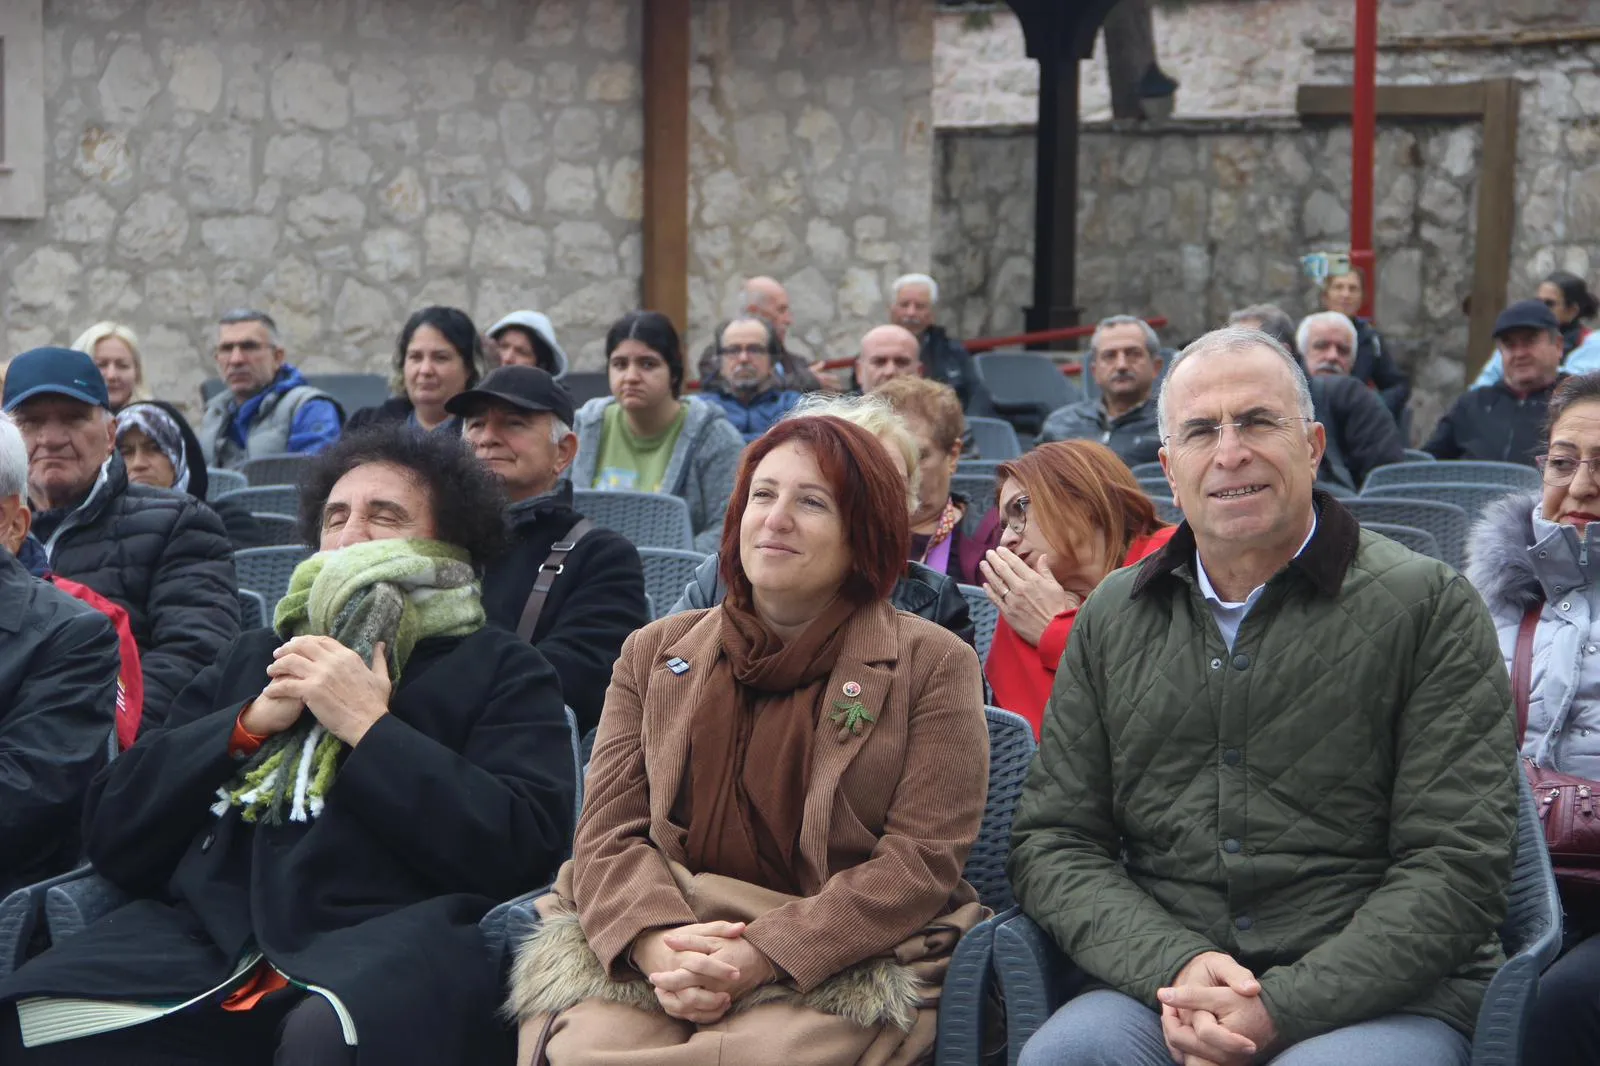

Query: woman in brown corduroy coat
509;414;990;1066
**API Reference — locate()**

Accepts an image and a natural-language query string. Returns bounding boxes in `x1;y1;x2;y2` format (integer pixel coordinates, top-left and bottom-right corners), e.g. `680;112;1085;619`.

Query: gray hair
1088;315;1160;359
219;308;281;346
1295;311;1357;357
548;416;573;447
890;273;939;305
0;412;26;501
1228;305;1298;355
783;391;920;515
1156;326;1316;438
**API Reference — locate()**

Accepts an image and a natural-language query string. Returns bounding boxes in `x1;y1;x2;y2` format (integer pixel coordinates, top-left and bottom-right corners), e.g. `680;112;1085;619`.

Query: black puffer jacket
34;454;239;730
480;483;650;735
667;553;976;648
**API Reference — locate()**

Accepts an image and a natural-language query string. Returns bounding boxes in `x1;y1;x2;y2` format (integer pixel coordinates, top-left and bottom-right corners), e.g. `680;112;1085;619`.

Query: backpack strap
1512;604;1542;745
516;519;595;642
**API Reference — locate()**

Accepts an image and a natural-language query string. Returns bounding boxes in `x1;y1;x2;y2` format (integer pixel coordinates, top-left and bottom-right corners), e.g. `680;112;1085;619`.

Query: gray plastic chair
571;490;694;550
1365;461;1540;493
636;548;708;621
1403;448;1437;463
239;453;312;488
1136;476;1171;498
1365;482;1527;520
988;771;1560;1066
956;459;1007;479
1147;496;1184;526
251;513;301;546
205;468;247;500
974;352;1083;437
216;485;300;519
235;545;314;610
304;372;391;416
1342;497;1470;569
951;474;999;537
965;417;1023;460
958;583;998;663
1363;522;1443;562
1129;461;1166;480
237;588;268;631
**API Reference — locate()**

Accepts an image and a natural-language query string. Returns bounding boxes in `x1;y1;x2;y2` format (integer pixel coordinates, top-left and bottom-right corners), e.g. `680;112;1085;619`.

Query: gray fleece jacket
569;395;745;552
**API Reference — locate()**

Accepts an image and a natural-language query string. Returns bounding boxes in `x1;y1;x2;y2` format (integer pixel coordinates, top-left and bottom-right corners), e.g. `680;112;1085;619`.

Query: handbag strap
516;519;595;642
1512;604;1542;746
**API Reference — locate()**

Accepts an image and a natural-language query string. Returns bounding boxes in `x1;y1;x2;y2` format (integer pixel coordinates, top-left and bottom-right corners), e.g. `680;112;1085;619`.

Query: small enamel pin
842;681;862;698
666;657;690;675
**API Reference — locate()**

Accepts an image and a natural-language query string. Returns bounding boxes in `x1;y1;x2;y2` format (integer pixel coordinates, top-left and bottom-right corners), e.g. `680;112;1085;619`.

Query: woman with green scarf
0;426;577;1066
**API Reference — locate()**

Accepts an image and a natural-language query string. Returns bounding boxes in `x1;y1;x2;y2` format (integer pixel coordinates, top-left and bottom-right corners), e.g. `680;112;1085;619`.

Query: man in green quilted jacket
1008;327;1517;1066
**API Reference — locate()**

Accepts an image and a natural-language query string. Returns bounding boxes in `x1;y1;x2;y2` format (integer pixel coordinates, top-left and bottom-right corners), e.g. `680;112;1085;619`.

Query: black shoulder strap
516;518;595;642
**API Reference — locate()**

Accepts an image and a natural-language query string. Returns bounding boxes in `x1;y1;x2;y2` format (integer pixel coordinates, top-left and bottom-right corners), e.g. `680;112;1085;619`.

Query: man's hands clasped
1157;951;1278;1066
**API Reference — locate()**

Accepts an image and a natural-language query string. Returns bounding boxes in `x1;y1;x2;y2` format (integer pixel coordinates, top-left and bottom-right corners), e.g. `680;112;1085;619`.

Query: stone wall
934;118;1482;437
0;0;934;407
686;0;933;363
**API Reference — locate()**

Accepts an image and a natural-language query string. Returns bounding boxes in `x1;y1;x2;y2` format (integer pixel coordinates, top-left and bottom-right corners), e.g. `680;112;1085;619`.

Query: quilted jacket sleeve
139;500;240;728
1255;572;1516;1046
1007;600;1218;1002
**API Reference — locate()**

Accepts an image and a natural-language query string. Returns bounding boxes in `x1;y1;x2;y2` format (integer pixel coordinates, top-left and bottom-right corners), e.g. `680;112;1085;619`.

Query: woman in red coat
979;441;1175;737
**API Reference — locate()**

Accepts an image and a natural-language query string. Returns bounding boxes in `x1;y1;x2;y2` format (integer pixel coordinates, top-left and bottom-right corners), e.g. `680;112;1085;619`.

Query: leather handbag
1513;606;1600;900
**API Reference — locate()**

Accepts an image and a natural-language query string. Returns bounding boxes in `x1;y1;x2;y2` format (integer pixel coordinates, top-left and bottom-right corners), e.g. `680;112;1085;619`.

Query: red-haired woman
508;415;989;1066
979;441;1175;737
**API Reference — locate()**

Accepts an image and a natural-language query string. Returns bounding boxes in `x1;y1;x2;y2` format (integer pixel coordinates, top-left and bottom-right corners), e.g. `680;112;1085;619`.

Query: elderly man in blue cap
5;347;238;730
1424;299;1571;466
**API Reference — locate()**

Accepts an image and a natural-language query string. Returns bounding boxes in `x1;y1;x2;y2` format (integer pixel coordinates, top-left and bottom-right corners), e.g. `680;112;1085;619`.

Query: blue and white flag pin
666;657;690;675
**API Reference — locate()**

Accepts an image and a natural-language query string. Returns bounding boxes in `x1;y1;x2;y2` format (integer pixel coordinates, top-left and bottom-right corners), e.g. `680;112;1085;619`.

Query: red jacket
48;575;144;750
985;525;1177;738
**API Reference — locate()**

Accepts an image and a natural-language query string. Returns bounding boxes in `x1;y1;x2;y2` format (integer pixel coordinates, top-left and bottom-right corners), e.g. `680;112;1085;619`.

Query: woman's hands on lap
633;921;778;1023
980;546;1080;646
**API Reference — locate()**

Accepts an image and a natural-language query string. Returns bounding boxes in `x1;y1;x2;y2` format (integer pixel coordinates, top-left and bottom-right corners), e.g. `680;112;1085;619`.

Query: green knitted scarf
212;537;484;825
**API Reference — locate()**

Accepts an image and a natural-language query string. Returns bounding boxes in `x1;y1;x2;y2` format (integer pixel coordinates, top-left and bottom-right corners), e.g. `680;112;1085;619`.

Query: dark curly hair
295;425;509;570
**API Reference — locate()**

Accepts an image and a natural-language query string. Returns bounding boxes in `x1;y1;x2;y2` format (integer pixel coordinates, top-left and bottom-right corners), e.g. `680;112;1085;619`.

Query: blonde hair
783;392;920;514
874;375;965;454
72;321;150;403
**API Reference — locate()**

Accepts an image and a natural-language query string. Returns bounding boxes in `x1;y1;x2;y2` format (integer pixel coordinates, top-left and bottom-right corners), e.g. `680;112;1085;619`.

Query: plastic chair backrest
206;468;247;500
1364;481;1526;518
1148;496;1184;526
1362;522;1443;562
304;372;391;416
965;417;1023;460
958;584;998;663
199;378;227;404
1129;461;1166;480
1342;497;1470;569
1136;477;1170;497
252;513;301;546
237;589;268;631
974;352;1082;435
239;454;312;488
235;545;314;610
216;485;300;519
956;459;1007;478
960;707;1038;912
1402;448;1436;463
637;548;708;620
1365;460;1540;492
951;473;998;514
565;706;583;837
571;490;694;550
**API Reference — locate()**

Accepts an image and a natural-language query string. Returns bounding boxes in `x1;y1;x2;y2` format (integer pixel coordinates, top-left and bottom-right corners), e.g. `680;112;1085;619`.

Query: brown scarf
685;596;861;894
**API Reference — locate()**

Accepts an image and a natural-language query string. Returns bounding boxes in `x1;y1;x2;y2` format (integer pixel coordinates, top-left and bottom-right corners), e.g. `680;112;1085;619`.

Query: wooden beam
1295;82;1487;119
1467;78;1519;379
641;0;690;336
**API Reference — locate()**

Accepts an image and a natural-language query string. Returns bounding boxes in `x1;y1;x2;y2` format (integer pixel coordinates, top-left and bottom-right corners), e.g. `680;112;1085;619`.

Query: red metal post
1349;0;1379;319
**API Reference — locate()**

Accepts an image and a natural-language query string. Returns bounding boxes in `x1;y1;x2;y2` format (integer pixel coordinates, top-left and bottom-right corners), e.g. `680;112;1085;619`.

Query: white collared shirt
1194;515;1319;652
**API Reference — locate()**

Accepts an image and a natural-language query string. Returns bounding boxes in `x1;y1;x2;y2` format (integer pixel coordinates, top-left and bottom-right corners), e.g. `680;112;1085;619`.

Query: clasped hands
1157;951;1278;1066
631;921;777;1024
239;637;393;746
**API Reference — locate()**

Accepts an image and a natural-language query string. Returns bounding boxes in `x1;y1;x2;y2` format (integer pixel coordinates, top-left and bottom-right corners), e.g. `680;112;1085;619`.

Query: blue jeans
1017;989;1469;1066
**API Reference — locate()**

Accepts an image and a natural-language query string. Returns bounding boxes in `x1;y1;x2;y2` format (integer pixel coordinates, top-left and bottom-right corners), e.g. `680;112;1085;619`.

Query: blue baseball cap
3;347;112;412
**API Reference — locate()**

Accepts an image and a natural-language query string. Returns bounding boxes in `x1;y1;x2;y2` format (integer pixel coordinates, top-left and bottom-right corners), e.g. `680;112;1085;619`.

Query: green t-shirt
593;402;688;493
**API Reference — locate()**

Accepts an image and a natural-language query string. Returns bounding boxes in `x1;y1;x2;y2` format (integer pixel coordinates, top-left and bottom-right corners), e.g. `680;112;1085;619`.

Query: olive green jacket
1007;494;1517;1046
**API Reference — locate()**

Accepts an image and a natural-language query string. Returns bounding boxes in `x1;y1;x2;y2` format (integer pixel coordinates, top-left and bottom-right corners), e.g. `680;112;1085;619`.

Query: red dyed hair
719;415;911;609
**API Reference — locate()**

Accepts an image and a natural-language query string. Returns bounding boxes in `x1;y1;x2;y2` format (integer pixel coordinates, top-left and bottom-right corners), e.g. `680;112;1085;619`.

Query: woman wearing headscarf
115;401;264;551
0;426;576;1066
509;414;988;1066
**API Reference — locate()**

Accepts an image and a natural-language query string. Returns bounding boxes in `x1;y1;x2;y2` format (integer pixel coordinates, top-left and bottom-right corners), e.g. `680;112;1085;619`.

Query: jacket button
1231;654;1250;670
1223;838;1242;854
1210;658;1222;670
1222;748;1241;766
201;832;216;852
1234;915;1253;931
1562;602;1572;611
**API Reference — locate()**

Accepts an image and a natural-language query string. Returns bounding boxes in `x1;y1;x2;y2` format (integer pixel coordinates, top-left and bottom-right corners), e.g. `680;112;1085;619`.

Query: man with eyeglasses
700;316;803;443
1424;300;1568;466
1009;326;1515;1066
198;309;343;470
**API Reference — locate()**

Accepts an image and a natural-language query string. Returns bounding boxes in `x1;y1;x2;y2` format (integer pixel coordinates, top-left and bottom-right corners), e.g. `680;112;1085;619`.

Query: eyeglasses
1002;495;1030;537
718;344;768;359
1536;454;1600;485
1163;414;1312;453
